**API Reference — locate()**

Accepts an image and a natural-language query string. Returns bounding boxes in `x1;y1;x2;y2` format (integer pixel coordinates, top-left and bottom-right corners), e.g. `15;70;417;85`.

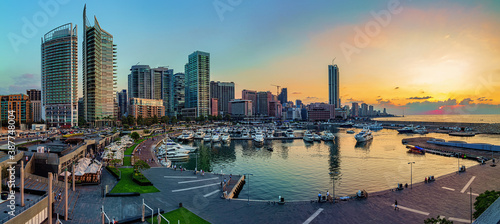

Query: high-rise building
328;64;340;108
256;91;273;116
242;89;257;115
296;99;303;108
369;105;374;117
128;65;174;116
278;88;287;105
26;89;42;122
83;5;117;126
41;23;78;128
229;99;252;118
210;81;235;116
78;97;84;120
173;73;185;117
117;90;128;118
185;51;210;117
307;103;335;121
210;98;218;116
0;94;32;125
351;102;359;117
361;103;368;117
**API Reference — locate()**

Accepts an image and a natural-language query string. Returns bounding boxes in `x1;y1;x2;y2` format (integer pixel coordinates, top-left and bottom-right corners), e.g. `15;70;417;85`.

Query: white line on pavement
391;204;430;216
178;177;219;184
203;190;220;197
303;208;324;224
164;176;197;179
466;192;479;196
171;183;220;192
460;176;476;193
448;217;472;223
442;187;455;191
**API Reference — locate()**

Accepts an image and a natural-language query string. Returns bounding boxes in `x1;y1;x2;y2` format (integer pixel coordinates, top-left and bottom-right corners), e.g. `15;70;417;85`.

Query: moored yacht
286;128;295;138
303;131;314;142
312;133;322;141
212;133;221;142
253;132;265;144
221;133;231;143
321;131;335;141
203;133;212;142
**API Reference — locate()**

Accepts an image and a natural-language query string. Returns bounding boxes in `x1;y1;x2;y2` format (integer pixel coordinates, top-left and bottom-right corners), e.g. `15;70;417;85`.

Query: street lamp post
329;172;341;202
408;162;415;189
244;173;253;205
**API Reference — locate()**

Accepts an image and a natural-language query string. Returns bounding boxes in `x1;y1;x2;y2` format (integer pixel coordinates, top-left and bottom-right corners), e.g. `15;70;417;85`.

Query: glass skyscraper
83;5;117;125
173;73;185;117
41;23;78;128
210;81;235;116
185;51;210;117
328;64;340;108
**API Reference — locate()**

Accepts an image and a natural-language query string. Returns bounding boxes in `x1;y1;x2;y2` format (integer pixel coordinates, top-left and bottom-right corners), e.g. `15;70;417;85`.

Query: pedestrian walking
394;200;399;210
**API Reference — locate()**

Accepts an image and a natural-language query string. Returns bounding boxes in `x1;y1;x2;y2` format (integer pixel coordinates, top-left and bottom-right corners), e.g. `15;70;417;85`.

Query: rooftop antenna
331;57;336;65
136;62;140;65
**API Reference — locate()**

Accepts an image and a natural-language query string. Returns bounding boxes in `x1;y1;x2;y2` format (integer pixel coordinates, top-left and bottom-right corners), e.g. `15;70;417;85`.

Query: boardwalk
132;134;169;167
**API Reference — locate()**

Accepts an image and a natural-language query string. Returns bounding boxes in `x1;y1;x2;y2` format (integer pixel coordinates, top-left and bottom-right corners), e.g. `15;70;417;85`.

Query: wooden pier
225;175;245;199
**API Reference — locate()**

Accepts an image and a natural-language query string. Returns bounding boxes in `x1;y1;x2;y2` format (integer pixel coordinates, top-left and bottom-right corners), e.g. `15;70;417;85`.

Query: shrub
106;166;121;180
132;172;152;186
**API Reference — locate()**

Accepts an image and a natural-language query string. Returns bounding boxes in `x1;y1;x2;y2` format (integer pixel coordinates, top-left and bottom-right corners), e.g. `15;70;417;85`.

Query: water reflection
355;140;372;150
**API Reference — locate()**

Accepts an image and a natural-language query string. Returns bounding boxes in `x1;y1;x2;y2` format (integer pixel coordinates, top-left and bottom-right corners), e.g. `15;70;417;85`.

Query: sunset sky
1;0;499;115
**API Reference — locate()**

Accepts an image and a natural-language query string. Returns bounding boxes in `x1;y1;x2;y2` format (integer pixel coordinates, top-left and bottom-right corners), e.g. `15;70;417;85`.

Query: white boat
312;134;322;141
369;122;383;130
221;134;231;143
355;127;373;142
179;130;194;141
303;132;314;142
203;133;212;142
286;128;295;138
414;127;428;134
397;125;415;134
253;133;265;144
321;131;335;141
195;130;205;139
346;130;355;134
167;151;189;161
212;134;221;142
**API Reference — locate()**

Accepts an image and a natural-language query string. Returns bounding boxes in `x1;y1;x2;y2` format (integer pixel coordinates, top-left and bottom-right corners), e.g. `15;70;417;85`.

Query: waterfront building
242;89;257;115
173;73;185;117
256;91;273;116
41;23;78;128
301;107;308;121
128;98;165;119
369;105;374;117
185;51;210;117
328;64;340;108
269;101;282;119
117;90;127;118
351;102;359;117
361;103;368;117
26;89;42;122
210;98;218;116
210;81;235;116
278;88;287;105
0;94;32;126
307;103;335;121
78;98;84;121
229;99;252;118
83;6;117;126
285;107;302;121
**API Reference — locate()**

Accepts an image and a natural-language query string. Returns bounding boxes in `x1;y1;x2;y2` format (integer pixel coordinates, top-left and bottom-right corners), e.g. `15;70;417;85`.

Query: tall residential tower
41;23;78;128
83;5;117;126
185;51;210;117
210;81;235;116
328;64;340;108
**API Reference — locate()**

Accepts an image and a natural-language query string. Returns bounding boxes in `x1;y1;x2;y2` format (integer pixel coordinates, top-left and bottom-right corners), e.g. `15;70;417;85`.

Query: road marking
172;183;220;192
441;187;455;191
203;190;220;197
164;176;197;179
392;204;430;216
303;208;324;224
448;217;472;223
466;192;479;196
460;176;476;193
178;177;219;184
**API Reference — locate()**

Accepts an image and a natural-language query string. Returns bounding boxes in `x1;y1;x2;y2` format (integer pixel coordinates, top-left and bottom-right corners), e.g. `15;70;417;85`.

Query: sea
373;114;500;124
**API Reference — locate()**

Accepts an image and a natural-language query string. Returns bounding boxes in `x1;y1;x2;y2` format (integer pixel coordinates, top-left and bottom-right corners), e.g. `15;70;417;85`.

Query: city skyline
1;1;500;115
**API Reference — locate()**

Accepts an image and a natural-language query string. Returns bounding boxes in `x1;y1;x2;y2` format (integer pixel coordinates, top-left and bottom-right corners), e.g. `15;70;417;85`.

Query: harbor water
176;129;495;201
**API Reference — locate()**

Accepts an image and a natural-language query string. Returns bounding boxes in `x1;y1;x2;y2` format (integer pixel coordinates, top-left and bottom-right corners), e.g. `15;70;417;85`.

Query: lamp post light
329;172;342;202
243;173;253;205
408;162;415;189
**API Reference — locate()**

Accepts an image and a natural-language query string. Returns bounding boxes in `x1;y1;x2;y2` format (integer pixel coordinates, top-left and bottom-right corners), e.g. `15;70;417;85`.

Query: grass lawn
124;143;137;155
123;156;131;166
147;207;210;224
110;168;159;194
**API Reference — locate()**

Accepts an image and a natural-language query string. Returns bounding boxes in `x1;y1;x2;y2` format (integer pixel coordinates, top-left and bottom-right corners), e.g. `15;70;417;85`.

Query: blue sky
1;0;500;114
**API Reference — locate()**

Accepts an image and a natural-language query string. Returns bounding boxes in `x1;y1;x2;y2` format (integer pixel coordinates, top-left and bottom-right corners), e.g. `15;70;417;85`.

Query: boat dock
191;136;303;140
224;175;245;199
402;137;498;160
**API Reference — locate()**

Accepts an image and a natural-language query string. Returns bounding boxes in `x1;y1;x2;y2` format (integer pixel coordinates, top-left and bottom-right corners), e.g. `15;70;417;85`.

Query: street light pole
408;162;415;189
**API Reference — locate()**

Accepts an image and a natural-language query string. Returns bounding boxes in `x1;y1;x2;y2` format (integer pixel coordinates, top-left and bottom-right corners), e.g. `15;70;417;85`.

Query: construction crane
271;84;280;96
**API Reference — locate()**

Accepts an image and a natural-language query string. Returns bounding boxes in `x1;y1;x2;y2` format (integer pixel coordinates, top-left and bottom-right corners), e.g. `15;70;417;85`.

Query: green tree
424;216;453;224
134;159;151;173
137;116;144;126
109;159;122;167
171;116;178;124
144;129;150;134
161;116;169;124
130;132;140;141
185;117;191;122
217;115;222;120
123;124;129;130
152;115;158;124
474;190;500;218
127;115;136;126
78;116;87;127
224;114;231;121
